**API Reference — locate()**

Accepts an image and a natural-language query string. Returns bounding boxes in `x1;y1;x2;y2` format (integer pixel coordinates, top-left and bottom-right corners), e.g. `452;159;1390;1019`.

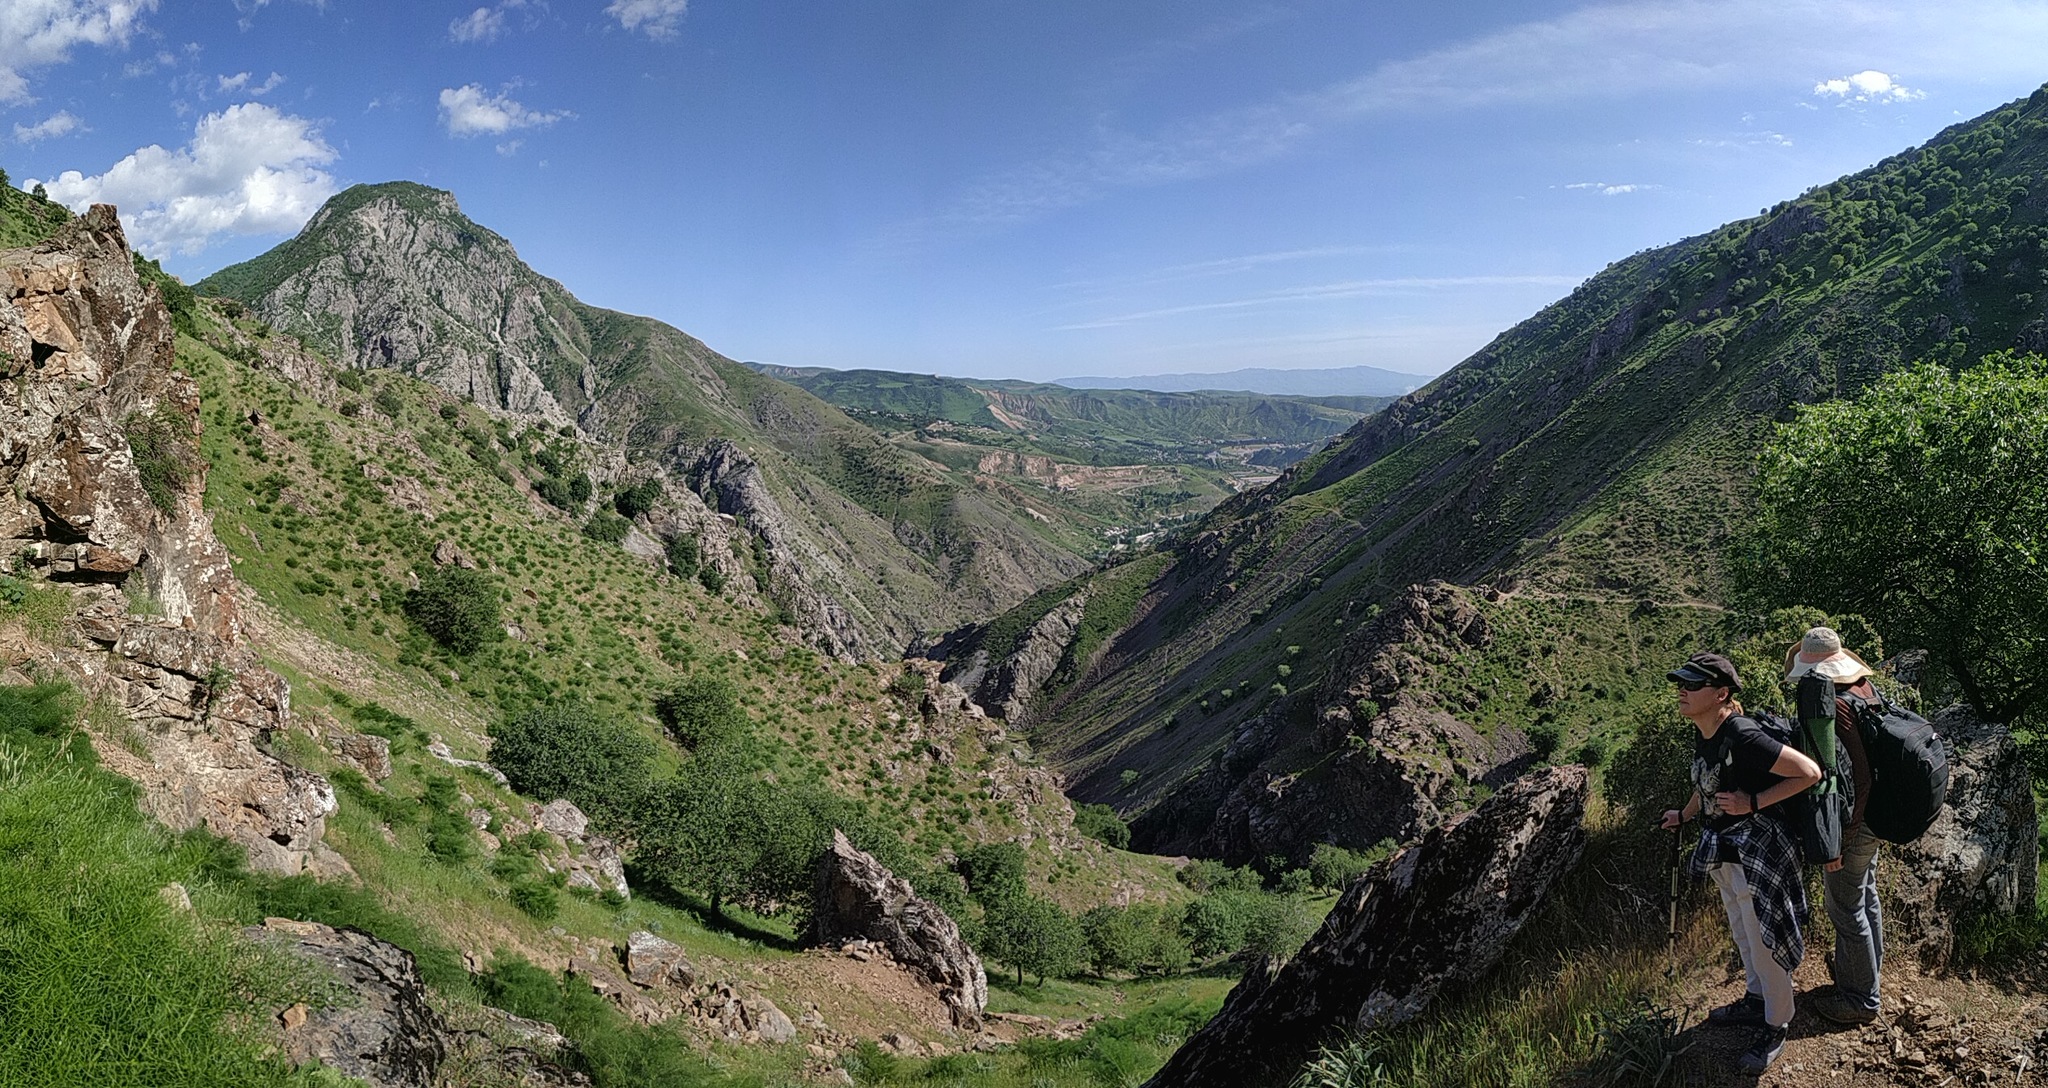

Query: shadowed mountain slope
958;84;2048;860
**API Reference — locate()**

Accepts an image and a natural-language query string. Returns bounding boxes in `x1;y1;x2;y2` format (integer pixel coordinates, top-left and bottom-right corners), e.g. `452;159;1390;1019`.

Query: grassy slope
1020;85;2048;818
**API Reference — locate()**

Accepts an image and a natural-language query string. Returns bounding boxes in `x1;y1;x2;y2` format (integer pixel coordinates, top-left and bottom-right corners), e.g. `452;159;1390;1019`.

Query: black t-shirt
1691;714;1787;837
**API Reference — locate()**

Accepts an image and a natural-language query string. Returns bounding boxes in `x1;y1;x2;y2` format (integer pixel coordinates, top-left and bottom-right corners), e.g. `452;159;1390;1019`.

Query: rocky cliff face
1134;582;1532;864
1143;766;1589;1088
1;206;340;875
810;830;989;1029
198;183;1091;657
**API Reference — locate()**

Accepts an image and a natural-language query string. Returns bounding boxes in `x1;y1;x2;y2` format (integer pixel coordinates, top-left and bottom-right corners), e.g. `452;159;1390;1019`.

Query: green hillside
197;183;1096;655
1000;84;2048;851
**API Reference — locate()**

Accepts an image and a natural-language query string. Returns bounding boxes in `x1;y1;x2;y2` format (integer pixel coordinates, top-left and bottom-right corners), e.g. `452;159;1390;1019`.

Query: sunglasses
1673;679;1711;692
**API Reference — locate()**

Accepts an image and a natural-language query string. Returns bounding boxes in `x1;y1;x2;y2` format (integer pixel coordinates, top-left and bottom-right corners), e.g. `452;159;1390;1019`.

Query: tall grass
0;728;323;1087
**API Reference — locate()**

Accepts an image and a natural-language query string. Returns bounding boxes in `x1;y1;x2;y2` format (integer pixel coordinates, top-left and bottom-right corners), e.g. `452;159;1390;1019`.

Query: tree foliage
489;699;655;828
1733;353;2048;725
403;566;502;655
1072;802;1130;849
981;893;1085;985
651;676;749;752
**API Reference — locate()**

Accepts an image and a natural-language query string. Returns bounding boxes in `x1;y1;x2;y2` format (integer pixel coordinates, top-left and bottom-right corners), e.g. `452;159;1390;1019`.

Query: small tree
489;699;654;828
955;842;1027;905
1734;353;2048;726
652;676;750;752
664;534;700;579
1071;803;1130;849
403;566;501;654
982;894;1083;985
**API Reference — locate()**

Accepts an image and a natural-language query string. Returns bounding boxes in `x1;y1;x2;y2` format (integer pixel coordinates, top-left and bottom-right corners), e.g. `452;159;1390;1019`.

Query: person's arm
1660;791;1702;829
1716;745;1821;815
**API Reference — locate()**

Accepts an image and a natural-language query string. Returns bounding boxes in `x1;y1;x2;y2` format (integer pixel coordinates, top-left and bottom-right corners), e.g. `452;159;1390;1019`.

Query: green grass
0;710;327;1087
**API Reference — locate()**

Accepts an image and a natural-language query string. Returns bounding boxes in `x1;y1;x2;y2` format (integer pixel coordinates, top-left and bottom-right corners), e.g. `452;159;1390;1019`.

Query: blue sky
6;1;2048;383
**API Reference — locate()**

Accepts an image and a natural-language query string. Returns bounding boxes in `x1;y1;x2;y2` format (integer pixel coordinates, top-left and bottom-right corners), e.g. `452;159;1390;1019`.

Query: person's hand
1824;858;1844;873
1714;791;1752;815
1660;808;1683;830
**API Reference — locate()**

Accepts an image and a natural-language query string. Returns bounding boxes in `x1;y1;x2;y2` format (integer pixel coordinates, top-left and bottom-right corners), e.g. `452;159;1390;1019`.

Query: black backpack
1838;688;1950;844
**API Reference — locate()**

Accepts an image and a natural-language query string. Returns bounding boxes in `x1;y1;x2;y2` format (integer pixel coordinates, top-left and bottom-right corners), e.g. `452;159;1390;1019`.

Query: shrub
126;412;196;514
0;681;81;739
403;566;501;654
1308;840;1396;890
582;511;630;544
437;403;459;420
613;480;661;519
664;535;700;579
697;565;726;595
955;841;1027;904
489;700;655;828
373;386;405;417
1073;802;1130;849
509;879;561;921
651;676;749;751
336;369;365;392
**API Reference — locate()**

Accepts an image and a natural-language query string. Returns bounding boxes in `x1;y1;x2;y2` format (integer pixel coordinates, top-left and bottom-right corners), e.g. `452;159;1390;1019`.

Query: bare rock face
2;207;338;875
248;918;450;1088
810;829;989;1028
987;593;1088;725
1889;705;2040;969
1143;766;1589;1088
625;930;697;990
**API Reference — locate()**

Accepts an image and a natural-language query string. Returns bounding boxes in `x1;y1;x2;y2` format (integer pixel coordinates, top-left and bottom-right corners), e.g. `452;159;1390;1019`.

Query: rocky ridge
1;207;341;874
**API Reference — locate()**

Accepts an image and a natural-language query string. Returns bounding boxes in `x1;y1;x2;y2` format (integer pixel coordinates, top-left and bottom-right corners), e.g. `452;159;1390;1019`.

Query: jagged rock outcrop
2;207;339;875
810;829;989;1029
681;439;867;659
1136;582;1528;865
1889;705;2040;968
1143;766;1590;1088
248;919;449;1088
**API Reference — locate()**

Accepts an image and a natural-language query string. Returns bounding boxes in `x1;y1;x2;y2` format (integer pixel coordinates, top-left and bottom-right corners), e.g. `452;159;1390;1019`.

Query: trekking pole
1665;820;1683;980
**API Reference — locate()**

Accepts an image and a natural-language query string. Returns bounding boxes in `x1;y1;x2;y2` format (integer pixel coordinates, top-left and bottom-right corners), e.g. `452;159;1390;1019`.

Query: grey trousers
1822;823;1883;1010
1712;862;1796;1029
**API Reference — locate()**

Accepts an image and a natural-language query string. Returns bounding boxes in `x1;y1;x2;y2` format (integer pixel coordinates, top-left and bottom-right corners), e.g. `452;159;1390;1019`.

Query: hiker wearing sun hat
1785;626;1886;1026
1658;652;1823;1075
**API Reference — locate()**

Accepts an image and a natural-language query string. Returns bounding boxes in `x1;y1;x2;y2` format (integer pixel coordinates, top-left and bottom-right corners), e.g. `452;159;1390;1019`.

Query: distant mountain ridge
197;182;1094;657
1053;363;1431;397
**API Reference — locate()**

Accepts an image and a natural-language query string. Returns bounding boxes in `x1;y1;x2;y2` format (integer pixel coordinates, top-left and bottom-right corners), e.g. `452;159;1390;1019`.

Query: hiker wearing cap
1785;627;1885;1026
1658;652;1822;1076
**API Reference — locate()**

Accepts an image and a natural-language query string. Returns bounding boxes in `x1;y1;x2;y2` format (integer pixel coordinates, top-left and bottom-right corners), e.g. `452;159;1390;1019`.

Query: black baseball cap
1668;652;1742;692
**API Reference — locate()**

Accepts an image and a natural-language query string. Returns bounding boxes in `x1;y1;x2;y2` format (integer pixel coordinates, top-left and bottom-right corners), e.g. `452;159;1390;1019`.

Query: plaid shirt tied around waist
1691;813;1808;973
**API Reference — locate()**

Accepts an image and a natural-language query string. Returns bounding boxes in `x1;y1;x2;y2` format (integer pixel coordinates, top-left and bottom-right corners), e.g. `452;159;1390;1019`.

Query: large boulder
246;919;449;1087
1143;765;1590;1088
1888;705;2040;969
810;829;988;1028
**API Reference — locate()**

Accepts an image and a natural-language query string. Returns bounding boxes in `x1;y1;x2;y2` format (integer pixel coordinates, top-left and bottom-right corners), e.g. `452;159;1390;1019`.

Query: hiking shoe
1737;1025;1787;1075
1707;993;1767;1026
1809;988;1878;1026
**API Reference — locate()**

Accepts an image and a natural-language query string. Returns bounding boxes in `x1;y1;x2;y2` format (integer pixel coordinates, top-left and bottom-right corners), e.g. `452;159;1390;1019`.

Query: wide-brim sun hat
1783;625;1876;684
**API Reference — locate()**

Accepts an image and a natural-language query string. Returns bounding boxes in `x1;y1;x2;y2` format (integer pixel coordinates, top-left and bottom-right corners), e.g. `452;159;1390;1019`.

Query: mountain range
1053;363;1430;397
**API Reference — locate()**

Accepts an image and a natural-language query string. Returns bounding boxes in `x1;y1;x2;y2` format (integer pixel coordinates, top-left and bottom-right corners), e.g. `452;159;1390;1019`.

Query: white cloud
437;84;571;137
217;70;284;96
1565;181;1657;195
449;7;506;43
14;110;83;143
0;0;158;104
1813;69;1923;103
606;0;687;40
495;139;523;156
26;103;337;257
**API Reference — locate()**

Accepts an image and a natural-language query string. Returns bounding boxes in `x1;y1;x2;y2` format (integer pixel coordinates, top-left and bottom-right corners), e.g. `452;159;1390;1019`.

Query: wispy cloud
438;84;572;137
13;110;84;143
1565;181;1658;196
0;0;158;104
606;0;686;40
892;0;2048;245
1042;245;1415;293
1813;69;1923;103
450;0;534;44
1056;275;1585;330
217;70;283;95
27;102;336;256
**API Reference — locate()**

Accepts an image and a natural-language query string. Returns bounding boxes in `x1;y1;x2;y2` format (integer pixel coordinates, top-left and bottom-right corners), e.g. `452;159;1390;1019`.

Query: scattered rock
625;930;697;990
246;919;448;1087
1142;766;1589;1088
537;799;589;838
329;730;394;780
158;882;192;912
810;829;988;1029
